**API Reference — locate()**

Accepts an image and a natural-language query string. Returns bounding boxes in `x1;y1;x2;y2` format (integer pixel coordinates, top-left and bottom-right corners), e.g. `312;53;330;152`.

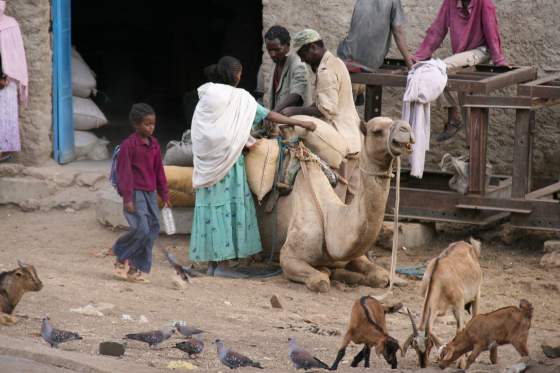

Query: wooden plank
364;85;382;121
517;84;560;99
455;204;532;214
512;110;534;198
462;95;535;109
479;66;538;93
525;181;560;200
518;72;560;87
351;72;406;87
468;108;489;195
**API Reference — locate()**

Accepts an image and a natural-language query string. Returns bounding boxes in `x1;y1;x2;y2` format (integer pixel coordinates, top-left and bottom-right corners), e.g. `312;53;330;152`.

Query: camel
258;117;414;292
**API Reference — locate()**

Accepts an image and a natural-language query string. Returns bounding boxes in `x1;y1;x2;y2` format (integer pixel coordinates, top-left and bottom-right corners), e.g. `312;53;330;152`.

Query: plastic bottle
161;207;176;235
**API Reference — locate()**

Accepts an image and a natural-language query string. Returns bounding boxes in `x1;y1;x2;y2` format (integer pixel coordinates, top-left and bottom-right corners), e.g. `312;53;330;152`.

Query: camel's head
361;117;414;168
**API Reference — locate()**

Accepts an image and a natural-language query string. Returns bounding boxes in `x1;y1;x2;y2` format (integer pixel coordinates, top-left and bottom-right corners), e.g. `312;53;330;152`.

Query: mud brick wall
8;0;52;165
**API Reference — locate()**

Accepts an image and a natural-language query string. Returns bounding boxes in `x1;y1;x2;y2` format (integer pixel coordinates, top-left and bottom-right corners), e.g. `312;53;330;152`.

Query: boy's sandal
113;261;129;280
0;154;12;163
127;271;150;283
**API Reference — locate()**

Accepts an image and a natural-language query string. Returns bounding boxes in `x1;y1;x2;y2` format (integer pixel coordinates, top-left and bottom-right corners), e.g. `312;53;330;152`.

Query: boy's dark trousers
113;190;160;273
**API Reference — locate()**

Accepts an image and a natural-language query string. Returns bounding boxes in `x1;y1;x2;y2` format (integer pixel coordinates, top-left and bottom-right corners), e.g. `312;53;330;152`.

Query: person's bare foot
113;261;128;280
127;270;150;283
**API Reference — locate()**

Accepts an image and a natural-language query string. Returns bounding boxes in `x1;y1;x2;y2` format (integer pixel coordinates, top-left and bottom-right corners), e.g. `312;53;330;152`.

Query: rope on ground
371;155;401;301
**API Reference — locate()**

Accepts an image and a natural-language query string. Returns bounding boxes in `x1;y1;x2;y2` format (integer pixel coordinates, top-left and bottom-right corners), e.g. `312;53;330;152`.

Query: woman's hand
163;200;172;209
0;77;7;90
124;201;136;214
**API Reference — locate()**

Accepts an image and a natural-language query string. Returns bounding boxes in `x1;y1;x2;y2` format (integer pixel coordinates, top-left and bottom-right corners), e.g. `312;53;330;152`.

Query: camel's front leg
345;255;390;288
280;251;331;293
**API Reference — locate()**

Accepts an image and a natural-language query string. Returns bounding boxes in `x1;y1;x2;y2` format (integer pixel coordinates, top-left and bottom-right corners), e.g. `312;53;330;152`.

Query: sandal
0;154;12;163
127;270;150;283
436;120;462;142
113;261;129;280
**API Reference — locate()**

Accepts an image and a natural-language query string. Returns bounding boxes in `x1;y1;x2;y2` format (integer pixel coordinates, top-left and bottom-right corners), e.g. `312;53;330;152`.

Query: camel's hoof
457;357;467;369
306;274;331;293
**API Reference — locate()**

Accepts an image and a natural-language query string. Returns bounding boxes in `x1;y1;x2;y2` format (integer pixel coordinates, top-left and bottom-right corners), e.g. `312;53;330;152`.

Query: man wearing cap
282;29;362;204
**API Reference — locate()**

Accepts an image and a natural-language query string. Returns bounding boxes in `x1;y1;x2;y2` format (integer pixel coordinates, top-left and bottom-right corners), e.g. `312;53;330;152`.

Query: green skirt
189;155;262;262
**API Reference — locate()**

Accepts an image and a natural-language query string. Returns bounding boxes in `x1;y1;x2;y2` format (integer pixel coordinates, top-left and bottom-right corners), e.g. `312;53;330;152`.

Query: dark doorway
72;0;263;146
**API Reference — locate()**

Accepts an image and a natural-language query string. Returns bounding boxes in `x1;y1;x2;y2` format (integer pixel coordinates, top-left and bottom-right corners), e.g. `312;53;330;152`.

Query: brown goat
439;299;533;369
0;261;43;325
403;238;482;368
331;296;402;370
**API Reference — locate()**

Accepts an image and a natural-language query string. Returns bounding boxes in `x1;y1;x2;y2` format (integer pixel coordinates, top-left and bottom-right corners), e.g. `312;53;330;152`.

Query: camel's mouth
391;139;413;154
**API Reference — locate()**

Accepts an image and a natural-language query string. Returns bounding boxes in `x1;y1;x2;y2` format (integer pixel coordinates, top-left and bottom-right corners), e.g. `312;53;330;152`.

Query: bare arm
392;25;414;69
266;110;316;131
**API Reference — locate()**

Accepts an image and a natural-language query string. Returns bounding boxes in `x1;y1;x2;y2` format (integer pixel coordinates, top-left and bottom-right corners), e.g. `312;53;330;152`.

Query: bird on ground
162;248;202;283
215;339;264;369
41;317;83;348
288;337;330;370
175;335;204;358
124;327;175;348
175;322;204;338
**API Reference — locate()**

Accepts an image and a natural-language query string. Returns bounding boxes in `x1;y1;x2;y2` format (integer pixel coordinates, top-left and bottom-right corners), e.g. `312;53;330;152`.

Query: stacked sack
72;47;110;161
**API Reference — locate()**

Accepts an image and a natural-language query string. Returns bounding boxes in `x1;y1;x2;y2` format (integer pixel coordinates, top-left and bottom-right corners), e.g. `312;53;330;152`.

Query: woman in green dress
190;56;315;278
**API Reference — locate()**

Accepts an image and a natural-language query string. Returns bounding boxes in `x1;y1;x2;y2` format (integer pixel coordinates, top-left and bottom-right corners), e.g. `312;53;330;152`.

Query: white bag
72;48;97;98
74;131;110;161
440;153;492;194
73;97;108;130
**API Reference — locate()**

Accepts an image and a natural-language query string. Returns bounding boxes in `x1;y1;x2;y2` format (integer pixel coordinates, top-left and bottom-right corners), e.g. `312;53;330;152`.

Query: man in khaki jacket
282;29;362;203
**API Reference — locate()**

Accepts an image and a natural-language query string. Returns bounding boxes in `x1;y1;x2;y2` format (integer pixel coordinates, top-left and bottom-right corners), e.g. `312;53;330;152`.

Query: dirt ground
0;206;559;372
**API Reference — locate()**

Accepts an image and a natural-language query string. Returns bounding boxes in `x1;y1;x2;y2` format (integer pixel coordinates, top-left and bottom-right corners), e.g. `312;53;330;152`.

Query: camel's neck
328;154;393;260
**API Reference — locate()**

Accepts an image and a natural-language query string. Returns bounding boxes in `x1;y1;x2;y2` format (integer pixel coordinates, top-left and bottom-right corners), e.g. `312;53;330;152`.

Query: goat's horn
406;308;418;336
17;260;26;268
424;308;431;338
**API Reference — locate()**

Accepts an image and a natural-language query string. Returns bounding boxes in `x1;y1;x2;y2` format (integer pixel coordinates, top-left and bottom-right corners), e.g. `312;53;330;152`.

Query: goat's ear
360;120;367;136
469;237;481;258
401;334;413;357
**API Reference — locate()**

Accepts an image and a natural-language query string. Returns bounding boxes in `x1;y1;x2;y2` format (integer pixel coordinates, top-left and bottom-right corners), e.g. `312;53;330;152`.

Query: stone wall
7;0;52;165
262;0;560;180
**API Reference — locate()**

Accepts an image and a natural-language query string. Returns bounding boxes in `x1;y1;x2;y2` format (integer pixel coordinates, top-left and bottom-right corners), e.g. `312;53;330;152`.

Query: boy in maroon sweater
112;103;169;283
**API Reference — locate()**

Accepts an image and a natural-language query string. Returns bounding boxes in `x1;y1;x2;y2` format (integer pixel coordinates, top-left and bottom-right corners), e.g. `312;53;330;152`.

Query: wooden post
364;85;383;121
512;109;534;198
468;108;489;195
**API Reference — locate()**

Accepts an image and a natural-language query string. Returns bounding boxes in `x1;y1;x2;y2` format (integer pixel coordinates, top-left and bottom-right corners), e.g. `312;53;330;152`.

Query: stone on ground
376;222;435;251
544;240;560;254
542;336;560;358
98;341;126;357
540;251;560;268
270;294;283;309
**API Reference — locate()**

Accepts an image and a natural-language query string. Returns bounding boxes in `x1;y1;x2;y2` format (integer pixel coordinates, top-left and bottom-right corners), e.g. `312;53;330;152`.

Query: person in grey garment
264;25;310;113
338;0;414;71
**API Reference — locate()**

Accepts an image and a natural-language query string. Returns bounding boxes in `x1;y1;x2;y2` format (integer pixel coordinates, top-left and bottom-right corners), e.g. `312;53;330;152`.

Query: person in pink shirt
112;103;170;283
415;0;508;141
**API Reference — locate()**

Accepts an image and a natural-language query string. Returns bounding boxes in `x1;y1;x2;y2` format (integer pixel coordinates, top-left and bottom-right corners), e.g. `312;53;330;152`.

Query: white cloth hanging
402;59;447;178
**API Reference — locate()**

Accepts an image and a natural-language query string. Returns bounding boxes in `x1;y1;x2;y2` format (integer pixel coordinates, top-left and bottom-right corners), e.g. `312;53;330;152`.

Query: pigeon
41;317;83;348
215;339;264;369
175;335;204;358
162;248;202;283
288;337;329;370
175;322;205;338
125;327;175;348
